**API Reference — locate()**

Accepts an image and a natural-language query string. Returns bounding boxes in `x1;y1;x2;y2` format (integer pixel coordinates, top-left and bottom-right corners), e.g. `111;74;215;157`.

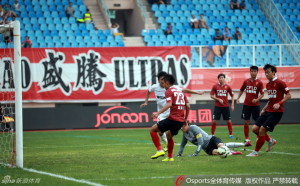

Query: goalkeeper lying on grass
177;124;252;157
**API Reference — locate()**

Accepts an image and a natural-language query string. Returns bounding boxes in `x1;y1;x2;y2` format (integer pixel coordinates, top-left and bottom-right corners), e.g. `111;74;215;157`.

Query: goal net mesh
0;23;16;167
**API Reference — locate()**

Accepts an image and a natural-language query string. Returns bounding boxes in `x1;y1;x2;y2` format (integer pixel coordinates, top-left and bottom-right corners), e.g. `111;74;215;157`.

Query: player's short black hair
263;64;277;73
163;74;175;85
217;73;226;79
250;65;258;71
157;71;168;79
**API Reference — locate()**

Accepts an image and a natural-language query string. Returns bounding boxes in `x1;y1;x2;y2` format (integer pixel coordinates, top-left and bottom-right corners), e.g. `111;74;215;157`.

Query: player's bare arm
252;91;264;104
230;95;235;111
211;95;223;104
273;92;292;110
140;91;151;108
182;89;204;95
184;103;191;124
236;90;244;104
260;101;269;115
151;102;172;119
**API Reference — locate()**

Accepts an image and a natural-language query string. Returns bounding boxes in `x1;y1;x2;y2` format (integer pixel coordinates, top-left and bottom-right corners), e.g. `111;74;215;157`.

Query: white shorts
158;110;170;121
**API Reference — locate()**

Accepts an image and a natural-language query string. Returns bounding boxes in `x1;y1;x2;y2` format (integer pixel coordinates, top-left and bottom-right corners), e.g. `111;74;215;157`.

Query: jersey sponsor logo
285;87;289;91
246;86;257;94
267;90;277;98
217;90;227;97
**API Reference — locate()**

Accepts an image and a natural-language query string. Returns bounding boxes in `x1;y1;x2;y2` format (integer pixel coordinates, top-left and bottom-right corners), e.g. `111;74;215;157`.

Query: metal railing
136;0;147;25
256;0;300;65
97;0;111;28
191;44;300;68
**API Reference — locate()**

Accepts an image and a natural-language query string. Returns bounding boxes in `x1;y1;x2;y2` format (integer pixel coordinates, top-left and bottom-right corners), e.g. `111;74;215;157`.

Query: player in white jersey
140;71;203;151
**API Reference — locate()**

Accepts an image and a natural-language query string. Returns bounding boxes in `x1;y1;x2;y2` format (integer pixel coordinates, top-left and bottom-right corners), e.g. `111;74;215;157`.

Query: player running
150;74;190;161
141;71;202;151
176;124;251;157
247;64;291;157
236;66;264;144
210;73;235;139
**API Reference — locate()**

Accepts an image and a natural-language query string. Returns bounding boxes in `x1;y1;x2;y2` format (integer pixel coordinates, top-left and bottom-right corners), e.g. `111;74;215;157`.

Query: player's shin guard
227;121;233;135
255;135;266;152
244;125;249;139
211;122;216;135
167;138;174;158
150;132;162;151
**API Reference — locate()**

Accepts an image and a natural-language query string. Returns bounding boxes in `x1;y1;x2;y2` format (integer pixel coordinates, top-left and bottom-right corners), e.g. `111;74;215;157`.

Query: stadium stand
273;0;300;39
145;0;282;46
9;0;124;48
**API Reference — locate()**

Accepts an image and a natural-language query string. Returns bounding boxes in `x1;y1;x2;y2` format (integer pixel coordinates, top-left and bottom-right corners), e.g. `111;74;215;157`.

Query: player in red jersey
210;73;235;139
236;66;264;144
150;74;190;161
247;64;291;156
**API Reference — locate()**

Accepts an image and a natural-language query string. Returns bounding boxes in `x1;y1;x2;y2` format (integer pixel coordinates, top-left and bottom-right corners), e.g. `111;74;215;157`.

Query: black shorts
241;105;260;121
204;136;223;155
255;111;283;132
157;118;184;136
213;106;231;120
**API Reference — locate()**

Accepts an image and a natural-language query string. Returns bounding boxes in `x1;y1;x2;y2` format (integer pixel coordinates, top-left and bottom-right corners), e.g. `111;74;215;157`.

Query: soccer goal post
0;20;23;168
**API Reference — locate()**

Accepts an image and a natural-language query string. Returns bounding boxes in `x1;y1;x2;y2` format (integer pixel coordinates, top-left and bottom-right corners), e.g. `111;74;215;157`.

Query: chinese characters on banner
0;47;191;102
1;47;300;102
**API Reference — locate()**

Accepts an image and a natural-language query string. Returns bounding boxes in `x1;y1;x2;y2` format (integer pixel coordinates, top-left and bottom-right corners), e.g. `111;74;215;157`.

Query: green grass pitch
1;124;300;186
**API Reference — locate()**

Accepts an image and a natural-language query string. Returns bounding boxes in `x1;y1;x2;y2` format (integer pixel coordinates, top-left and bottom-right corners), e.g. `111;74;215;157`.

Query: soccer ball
217;146;231;158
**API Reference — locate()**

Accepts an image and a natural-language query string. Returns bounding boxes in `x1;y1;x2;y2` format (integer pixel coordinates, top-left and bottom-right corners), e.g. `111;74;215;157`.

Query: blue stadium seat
51;30;58;36
149;29;157;36
147;41;155;46
71;41;79;47
152;4;158;11
58;30;66;37
101;42;109;47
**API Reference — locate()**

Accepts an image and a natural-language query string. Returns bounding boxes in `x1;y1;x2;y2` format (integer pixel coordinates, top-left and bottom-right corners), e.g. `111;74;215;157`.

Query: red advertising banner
190;67;300;90
0;47;191;102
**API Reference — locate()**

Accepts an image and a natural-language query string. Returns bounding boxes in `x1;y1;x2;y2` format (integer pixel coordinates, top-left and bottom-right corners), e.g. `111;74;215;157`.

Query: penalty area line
22;167;105;186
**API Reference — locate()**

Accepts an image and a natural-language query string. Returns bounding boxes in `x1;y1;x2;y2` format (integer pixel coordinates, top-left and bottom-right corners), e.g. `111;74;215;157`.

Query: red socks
227;121;233;135
211;121;216;135
244;125;249;139
150;132;162;151
255;135;266;152
167;138;174;158
265;133;271;142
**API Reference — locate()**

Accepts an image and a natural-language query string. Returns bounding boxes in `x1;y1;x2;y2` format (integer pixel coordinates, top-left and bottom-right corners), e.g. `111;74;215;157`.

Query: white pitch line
22;167;105;186
90;172;300;181
1;163;105;185
240;148;300;156
23;143;144;149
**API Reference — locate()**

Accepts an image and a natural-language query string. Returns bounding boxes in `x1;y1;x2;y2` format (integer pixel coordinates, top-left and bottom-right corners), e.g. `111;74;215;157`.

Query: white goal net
0;21;23;168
